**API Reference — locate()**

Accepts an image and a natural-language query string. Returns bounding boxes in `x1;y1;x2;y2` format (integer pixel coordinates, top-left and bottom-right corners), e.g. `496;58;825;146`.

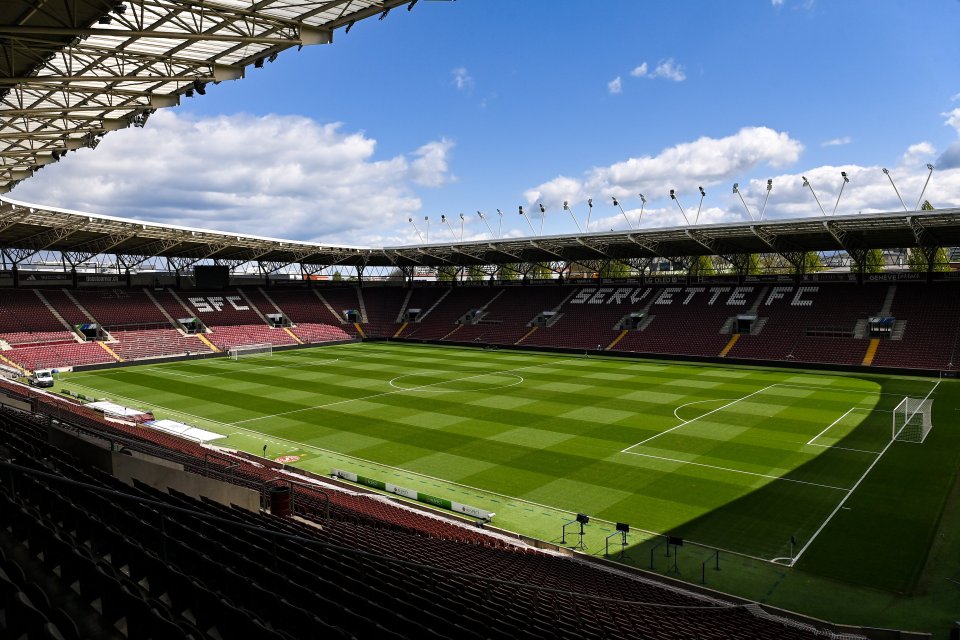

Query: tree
529;263;553;280
468;266;487;282
803;252;824;273
688;255;715;276
498;264;521;280
864;249;884;273
907;200;949;272
599;260;634;278
437;266;458;282
332;271;342;282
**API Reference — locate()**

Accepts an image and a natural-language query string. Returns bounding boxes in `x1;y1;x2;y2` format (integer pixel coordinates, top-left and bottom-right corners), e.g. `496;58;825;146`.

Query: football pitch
57;342;959;614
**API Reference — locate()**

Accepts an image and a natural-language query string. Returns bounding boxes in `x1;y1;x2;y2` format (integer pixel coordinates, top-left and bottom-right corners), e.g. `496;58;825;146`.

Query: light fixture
192;79;206;95
732;183;739;194
611;196;632;229
801;175;826;216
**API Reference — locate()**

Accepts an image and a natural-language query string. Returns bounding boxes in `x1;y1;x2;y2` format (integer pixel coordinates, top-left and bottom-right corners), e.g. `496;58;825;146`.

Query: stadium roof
2;195;959;270
0;0;416;193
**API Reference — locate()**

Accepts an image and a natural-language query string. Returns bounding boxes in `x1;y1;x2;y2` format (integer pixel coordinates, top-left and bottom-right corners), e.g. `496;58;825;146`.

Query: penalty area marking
622;383;779;454
672;398;735;422
388;372;523;393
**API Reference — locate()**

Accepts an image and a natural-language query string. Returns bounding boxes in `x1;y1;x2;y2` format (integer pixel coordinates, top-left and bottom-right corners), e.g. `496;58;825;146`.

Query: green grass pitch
56;342;960;632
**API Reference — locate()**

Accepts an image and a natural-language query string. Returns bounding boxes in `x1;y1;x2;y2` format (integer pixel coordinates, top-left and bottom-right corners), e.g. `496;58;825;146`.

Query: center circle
389;372;524;393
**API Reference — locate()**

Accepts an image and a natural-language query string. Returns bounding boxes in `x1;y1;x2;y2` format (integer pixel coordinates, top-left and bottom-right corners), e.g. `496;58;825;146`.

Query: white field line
58;375;777;564
806;407;859;446
772;382;916;397
621;383;779;454
806;443;880;455
621;451;850;492
789;378;942;566
672;398;733;422
232;357;575;425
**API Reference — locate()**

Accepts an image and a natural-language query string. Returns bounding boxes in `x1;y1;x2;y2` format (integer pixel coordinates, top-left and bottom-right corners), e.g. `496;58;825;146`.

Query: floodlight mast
732;183;756;221
408;217;424;243
585;198;594;232
477;211;496;239
759;179;773;221
832;171;850;215
915;163;935;210
459;213;465;241
802;176;827;216
424;216;430;242
441;214;457;241
638;193;647;226
882;168;908;211
519;205;537;235
695;186;706;225
669;189;691;225
563;201;583;232
611;196;633;229
539;203;547;235
496;209;504;238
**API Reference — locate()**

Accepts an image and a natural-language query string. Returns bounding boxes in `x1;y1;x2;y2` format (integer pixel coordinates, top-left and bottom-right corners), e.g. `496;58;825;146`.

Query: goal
228;343;273;360
892;396;933;443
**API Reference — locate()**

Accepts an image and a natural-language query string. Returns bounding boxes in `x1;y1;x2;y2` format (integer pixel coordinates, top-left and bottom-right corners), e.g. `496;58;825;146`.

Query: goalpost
228;343;273;360
892;396;933;443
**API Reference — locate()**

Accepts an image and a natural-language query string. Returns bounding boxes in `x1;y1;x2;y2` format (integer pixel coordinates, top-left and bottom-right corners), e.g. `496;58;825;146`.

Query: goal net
892;396;933;443
228;343;273;360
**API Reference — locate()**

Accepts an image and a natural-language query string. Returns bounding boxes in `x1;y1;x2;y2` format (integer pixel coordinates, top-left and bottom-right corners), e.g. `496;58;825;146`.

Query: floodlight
882;167;890;175
669;189;676;200
254;57;265;69
732;183;739;194
615;522;630;533
185;88;194;98
699;186;706;196
639;193;646;203
766;179;773;191
459;213;465;220
576;513;590;524
193;79;206;95
518;205;524;215
440;214;446;222
98;15;112;25
268;53;279;63
927;163;935;171
802;176;809;187
563;201;569;210
539;203;546;214
841;171;849;183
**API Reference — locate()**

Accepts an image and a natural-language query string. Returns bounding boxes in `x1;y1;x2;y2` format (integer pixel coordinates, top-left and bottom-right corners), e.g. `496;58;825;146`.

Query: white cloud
451;67;473;92
11;111;454;244
902;141;936;166
944;107;960;133
630;63;649;78
952;92;960;102
771;0;784;5
410;138;455;187
821;136;852;147
607;76;623;95
650;58;686;82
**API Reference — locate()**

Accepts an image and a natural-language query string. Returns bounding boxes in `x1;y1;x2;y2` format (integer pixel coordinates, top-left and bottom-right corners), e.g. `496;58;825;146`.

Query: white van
29;369;54;388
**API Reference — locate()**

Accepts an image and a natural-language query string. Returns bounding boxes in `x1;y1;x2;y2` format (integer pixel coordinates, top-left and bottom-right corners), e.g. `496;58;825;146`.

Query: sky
13;0;960;247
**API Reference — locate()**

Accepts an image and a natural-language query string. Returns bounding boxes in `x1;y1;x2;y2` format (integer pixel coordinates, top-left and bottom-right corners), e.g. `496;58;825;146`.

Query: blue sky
16;0;960;244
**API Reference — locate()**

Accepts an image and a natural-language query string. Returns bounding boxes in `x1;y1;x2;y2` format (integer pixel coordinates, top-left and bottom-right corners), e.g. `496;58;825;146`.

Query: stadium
0;1;959;639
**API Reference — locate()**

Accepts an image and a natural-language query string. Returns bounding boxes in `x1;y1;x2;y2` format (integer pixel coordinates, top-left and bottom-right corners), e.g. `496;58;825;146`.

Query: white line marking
622;383;778;454
806;406;859;446
388;372;524;393
232;358;568;425
789;378;942;566
805;443;880;455
672;398;733;422
621;451;850;492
